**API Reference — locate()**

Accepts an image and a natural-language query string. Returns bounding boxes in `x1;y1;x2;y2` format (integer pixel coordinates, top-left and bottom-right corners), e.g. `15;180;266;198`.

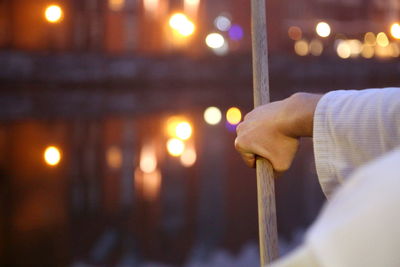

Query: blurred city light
169;13;195;37
109;0;125;11
175;121;192;140
294;40;309;56
348;39;362;57
204;106;222;125
390;23;400;39
364;32;376;46
226;107;242;125
390;43;400;57
166;116;192;139
228;24;244;41
288;26;302;41
214;15;232;31
309;39;323;56
180;145;197;167
44;5;63;23
143;0;159;17
167;138;185;157
206;33;225;49
44;146;61;166
361;44;374;59
135;168;161;201
336;40;351;59
375;43;391;58
316;22;331;38
106;146;122;169
376;32;389;47
140;143;157;174
184;0;200;17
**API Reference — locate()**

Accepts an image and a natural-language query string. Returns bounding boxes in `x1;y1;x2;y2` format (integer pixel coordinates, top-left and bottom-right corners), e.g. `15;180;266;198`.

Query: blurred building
1;0;400;266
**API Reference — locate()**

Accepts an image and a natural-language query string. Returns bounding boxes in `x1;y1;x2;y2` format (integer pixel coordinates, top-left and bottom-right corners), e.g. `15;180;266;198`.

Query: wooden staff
250;0;279;265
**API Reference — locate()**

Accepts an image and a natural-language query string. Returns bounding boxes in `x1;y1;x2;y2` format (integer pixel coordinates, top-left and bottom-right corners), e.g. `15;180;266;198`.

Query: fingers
234;136;256;168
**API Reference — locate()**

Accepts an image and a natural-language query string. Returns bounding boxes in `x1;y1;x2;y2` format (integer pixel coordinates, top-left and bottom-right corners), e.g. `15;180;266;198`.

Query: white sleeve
313;87;400;198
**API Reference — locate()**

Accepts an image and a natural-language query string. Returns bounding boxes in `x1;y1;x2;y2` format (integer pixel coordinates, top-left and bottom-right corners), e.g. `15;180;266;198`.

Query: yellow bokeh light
309;39;323;56
226;107;242;125
316;22;331;38
140;144;157;174
135;168;161;201
361;44;374;59
175;122;192;140
336;40;351;59
294;40;309;56
390;23;400;40
376;32;389;47
204;106;222;125
390;43;400;57
167;138;185;157
44;5;63;23
106;146;122;169
364;32;376;46
180;146;197;167
205;33;225;49
143;0;158;15
348;39;362;57
109;0;125;11
169;13;195;37
44;146;61;166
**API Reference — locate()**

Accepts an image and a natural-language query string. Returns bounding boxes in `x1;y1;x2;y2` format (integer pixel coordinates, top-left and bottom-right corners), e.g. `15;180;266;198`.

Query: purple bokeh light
225;121;238;132
229;24;244;41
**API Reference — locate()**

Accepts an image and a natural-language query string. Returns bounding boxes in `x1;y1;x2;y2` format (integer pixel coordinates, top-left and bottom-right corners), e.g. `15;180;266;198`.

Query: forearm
278;92;323;138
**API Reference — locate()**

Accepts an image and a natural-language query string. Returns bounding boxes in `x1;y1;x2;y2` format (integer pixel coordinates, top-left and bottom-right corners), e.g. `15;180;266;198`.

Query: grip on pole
251;0;279;265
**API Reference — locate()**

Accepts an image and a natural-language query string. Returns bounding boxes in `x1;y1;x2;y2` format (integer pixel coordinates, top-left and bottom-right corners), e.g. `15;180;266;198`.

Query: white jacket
270;88;400;267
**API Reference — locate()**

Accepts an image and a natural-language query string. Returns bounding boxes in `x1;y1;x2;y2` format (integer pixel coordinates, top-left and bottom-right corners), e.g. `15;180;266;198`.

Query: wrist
279;92;322;138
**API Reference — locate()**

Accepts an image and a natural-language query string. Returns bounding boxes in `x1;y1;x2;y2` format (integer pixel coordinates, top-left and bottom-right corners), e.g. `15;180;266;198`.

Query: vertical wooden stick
251;0;279;265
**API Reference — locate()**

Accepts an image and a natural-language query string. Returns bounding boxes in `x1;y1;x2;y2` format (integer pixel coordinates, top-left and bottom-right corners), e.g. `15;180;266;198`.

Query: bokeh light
361;44;374;59
228;24;244;41
140;144;157;174
336;40;351;59
204;106;222;125
390;43;400;57
294;40;309;56
106;146;122;169
288;26;302;41
348;39;362;57
167;138;185;157
316;22;331;38
226;107;242;125
169;13;195;37
376;32;389;47
180;146;197;167
175;121;192;140
143;0;159;16
364;32;376;46
135;168;161;201
44;5;63;23
44;146;61;166
206;33;225;49
109;0;125;11
390;23;400;40
309;39;323;56
214;15;231;31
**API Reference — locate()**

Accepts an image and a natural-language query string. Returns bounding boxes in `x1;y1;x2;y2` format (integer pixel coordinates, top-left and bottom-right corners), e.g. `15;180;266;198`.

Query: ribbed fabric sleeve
313;88;400;198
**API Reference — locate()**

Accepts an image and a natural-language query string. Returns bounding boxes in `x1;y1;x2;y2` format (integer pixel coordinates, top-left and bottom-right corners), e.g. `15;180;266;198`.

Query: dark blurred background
1;0;400;266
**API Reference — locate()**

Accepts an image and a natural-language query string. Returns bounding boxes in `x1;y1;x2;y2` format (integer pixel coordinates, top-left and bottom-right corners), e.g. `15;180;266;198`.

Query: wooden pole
250;0;279;265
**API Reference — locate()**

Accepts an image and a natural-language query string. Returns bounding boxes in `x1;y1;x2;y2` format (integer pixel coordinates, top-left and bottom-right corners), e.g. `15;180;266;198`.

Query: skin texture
235;93;322;172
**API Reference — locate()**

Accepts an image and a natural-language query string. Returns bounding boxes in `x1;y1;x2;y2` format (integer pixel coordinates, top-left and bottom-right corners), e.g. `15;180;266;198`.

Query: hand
235;93;322;172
